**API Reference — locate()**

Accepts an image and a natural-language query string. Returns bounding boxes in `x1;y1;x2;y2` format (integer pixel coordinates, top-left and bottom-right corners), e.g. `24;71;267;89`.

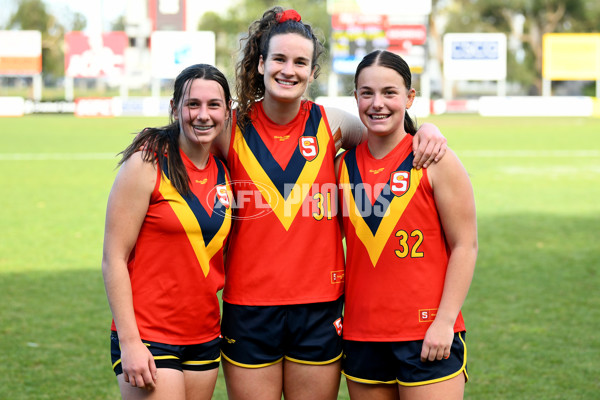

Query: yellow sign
543;33;600;80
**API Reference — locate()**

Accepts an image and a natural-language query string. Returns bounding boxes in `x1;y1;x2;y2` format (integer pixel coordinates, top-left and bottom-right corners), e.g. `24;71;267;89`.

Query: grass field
1;114;599;399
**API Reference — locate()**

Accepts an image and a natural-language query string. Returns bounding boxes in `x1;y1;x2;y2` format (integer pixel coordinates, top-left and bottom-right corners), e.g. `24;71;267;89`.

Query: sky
0;0;235;33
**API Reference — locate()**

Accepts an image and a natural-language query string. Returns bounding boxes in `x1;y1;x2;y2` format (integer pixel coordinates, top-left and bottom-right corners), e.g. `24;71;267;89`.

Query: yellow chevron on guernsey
234;119;330;231
158;174;231;277
340;166;423;267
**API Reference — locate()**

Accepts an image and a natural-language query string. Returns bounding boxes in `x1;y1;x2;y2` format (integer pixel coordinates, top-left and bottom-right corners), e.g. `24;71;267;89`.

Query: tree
198;0;331;98
438;0;600;94
71;12;87;31
6;0;87;80
111;15;126;31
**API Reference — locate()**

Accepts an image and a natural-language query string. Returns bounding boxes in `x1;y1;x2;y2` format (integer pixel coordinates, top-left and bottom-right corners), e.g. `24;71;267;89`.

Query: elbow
101;254;112;281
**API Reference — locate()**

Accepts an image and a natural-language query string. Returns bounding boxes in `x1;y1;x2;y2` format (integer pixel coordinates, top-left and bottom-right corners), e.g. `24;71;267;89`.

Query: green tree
438;0;600;93
6;0;87;80
198;0;331;98
72;12;87;31
111;15;126;31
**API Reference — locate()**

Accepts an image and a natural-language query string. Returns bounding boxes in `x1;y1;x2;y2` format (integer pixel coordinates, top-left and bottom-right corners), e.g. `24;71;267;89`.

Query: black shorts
343;331;468;386
220;297;344;368
110;331;221;375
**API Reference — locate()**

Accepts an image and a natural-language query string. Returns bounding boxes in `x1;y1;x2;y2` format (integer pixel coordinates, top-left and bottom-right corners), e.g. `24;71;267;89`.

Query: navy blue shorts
343;331;468;386
110;331;221;375
220;297;344;368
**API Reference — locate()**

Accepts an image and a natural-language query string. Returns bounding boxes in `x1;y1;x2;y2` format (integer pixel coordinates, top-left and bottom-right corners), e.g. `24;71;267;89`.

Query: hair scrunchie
276;9;301;23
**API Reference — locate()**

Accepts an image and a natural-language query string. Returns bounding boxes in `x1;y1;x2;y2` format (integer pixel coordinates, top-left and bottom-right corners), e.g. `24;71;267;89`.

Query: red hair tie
276;9;301;23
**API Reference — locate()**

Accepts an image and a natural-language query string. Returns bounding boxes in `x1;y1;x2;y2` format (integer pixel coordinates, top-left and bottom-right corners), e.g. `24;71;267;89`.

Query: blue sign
451;41;499;60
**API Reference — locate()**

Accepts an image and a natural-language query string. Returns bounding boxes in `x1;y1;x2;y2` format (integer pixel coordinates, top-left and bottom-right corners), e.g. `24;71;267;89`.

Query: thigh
118;368;185;400
397;373;465;400
222;359;283;400
183;369;219;400
346;378;399;400
283;359;341;400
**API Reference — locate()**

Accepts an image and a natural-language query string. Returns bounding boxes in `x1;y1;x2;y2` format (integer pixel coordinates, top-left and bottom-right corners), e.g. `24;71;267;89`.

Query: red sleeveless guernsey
223;100;344;305
111;152;232;344
338;135;465;342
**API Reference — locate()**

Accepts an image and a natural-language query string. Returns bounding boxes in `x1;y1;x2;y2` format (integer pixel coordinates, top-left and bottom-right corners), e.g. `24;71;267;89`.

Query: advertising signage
543;33;600;80
150;31;215;79
331;14;427;74
64;32;128;78
443;33;507;81
0;31;42;75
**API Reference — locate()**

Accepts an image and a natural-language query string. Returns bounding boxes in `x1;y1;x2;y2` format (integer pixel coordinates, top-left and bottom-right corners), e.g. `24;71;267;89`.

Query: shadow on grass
0;213;598;399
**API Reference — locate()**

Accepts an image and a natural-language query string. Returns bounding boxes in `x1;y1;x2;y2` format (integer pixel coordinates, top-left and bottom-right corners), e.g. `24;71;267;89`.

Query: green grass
1;114;599;399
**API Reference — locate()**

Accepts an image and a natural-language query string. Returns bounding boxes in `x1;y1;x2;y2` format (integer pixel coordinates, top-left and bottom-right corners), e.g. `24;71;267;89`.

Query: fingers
420;342;452;362
127;374;156;390
413;141;448;169
418;144;438;170
412;135;448;169
123;367;157;390
149;358;158;383
147;358;158;390
426;142;447;168
412;135;425;169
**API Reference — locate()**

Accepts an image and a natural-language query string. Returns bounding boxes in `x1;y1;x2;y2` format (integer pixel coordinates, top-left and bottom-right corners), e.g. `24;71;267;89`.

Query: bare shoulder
426;147;470;188
427;147;462;171
114;151;157;193
121;151;156;172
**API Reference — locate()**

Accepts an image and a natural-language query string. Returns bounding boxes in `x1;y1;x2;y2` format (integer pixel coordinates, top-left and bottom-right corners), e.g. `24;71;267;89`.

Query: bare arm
324;106;366;152
412;122;448;170
420;149;478;362
324;106;447;168
210;117;233;160
101;153;158;390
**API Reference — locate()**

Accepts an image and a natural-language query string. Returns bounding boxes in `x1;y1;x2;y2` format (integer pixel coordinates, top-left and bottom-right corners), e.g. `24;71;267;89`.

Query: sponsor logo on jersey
418;308;438;322
331;270;345;284
390;171;410;197
333;317;343;336
195;178;208;184
215;185;230;209
369;168;385;175
274;135;290;141
299;136;318;161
